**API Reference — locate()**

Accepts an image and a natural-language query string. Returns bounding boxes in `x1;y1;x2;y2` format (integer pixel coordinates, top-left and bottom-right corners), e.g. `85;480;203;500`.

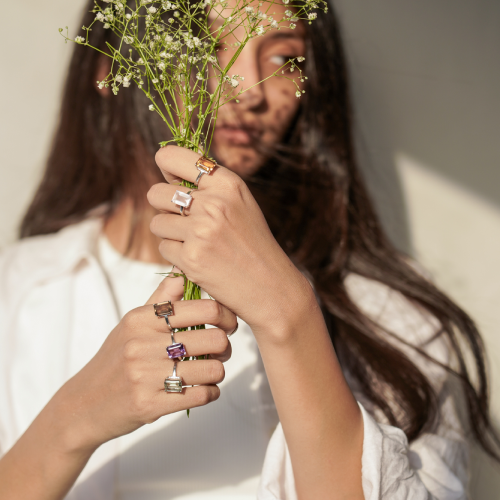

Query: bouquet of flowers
60;0;325;321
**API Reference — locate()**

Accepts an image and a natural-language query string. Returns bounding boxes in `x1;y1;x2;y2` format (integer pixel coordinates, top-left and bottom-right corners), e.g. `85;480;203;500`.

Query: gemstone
164;376;183;393
196;156;216;173
154;301;174;317
167;342;187;359
171;190;193;208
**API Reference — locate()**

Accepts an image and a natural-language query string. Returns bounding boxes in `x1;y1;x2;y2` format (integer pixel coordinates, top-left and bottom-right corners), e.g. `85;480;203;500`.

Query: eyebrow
207;16;304;40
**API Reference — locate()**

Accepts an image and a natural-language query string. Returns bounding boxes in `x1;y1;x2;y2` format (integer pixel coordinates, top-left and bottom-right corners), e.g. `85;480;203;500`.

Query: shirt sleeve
257;401;468;500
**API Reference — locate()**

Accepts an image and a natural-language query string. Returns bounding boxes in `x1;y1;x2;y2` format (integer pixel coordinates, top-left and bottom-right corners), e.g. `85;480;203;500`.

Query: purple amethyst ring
166;330;187;360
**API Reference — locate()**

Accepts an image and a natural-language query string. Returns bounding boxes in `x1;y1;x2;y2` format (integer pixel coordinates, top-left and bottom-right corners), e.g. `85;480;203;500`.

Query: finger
155;145;230;189
158;239;184;270
208;339;232;363
168;300;237;335
147;183;201;216
150;213;187;242
160;359;226;388
151;385;221;416
145;266;185;306
131;328;231;359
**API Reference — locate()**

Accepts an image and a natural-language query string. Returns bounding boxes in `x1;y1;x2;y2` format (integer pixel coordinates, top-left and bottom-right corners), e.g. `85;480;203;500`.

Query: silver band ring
165;315;174;331
164;362;183;393
228;322;239;337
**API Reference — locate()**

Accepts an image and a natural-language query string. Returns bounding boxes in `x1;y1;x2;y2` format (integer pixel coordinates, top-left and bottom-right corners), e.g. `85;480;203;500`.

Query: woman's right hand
52;273;235;454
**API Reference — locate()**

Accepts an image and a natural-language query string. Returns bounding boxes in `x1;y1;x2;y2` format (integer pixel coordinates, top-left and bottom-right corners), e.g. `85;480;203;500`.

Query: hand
52;274;235;453
148;146;314;334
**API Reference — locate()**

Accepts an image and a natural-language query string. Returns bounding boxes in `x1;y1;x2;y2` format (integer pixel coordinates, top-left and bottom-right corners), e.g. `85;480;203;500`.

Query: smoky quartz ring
154;300;175;331
164;362;183;393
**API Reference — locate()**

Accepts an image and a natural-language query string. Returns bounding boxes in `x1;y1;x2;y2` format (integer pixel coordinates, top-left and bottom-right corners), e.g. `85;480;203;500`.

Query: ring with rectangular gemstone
166;341;187;359
171;190;193;209
164;362;183;393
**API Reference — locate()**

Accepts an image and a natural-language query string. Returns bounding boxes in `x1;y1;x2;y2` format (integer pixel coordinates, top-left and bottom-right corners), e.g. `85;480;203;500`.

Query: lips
215;126;253;145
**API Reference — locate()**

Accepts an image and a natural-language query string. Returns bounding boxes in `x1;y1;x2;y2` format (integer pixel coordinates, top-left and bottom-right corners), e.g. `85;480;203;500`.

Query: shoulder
0;218;102;306
344;272;450;387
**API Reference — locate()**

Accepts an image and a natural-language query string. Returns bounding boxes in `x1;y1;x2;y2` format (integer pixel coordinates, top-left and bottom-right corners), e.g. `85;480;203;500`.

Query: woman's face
208;2;306;178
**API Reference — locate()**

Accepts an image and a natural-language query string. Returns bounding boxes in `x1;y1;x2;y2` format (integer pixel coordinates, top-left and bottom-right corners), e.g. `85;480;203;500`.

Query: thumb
145;267;185;305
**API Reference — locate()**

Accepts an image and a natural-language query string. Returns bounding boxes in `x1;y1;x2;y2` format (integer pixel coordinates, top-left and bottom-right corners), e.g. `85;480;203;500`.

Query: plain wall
1;0;499;496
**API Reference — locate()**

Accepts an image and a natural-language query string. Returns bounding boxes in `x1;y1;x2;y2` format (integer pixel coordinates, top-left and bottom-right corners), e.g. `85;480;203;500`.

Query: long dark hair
21;0;500;458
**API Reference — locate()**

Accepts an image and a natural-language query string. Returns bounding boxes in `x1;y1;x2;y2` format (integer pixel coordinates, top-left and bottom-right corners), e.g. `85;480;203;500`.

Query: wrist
251;269;323;342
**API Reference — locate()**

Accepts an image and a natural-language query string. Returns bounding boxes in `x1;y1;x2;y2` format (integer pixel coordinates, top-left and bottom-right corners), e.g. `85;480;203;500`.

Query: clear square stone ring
171;189;193;217
164;361;183;393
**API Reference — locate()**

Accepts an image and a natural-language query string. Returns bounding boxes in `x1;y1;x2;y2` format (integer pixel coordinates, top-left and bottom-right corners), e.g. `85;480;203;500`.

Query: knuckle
204;198;230;220
209;329;229;353
147;182;164;204
205;360;225;384
204;300;223;325
121;309;141;331
192;386;218;407
129;391;151;420
221;174;245;199
149;213;166;236
122;337;145;362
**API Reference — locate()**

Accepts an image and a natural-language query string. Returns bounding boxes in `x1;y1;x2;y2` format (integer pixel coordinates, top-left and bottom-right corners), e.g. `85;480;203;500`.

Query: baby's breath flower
126;13;132;19
96;12;105;21
245;6;254;13
271;20;278;28
75;36;85;43
285;10;292;17
230;78;239;88
152;78;159;83
289;23;296;29
149;104;155;111
297;56;305;62
115;74;123;82
308;12;317;20
174;10;180;17
295;90;301;98
104;23;110;29
255;26;264;35
149;6;157;13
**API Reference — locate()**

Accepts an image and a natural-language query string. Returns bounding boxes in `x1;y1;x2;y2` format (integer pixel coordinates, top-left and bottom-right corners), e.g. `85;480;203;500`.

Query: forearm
253;280;364;500
0;395;96;500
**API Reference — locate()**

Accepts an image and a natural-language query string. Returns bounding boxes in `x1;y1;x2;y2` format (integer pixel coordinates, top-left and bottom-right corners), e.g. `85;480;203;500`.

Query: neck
103;199;170;265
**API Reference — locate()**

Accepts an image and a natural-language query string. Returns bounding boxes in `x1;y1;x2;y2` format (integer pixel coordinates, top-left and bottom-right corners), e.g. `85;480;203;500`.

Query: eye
269;55;288;66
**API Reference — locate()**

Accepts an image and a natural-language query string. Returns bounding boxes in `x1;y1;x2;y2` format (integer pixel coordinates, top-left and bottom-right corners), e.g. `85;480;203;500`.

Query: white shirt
0;218;469;499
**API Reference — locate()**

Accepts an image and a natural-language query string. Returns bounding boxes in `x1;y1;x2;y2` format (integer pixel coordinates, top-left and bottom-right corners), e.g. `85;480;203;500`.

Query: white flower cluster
62;0;325;148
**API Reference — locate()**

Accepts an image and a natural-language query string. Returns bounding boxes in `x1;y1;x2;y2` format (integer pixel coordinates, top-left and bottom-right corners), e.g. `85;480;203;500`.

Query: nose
229;46;265;111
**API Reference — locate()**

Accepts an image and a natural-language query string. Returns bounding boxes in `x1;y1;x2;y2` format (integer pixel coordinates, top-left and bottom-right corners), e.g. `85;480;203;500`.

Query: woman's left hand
148;145;314;334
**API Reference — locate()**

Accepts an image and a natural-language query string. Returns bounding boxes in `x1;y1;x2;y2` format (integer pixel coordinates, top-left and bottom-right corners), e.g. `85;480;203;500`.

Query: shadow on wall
334;0;500;254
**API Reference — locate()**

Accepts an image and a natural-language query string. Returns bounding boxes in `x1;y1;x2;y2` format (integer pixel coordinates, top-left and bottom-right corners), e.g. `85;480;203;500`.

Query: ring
228;321;239;337
154;300;174;318
171;190;193;216
166;330;187;360
194;156;217;186
154;300;176;332
164;362;183;393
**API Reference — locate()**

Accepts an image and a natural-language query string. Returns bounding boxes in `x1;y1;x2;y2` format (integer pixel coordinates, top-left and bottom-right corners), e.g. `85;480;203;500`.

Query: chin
213;142;265;178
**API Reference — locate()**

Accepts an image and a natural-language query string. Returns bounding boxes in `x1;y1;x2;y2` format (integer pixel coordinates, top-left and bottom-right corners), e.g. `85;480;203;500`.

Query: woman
0;0;498;498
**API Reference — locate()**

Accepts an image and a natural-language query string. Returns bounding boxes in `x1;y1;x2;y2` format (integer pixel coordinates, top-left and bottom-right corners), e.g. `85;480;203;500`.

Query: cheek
264;81;301;134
